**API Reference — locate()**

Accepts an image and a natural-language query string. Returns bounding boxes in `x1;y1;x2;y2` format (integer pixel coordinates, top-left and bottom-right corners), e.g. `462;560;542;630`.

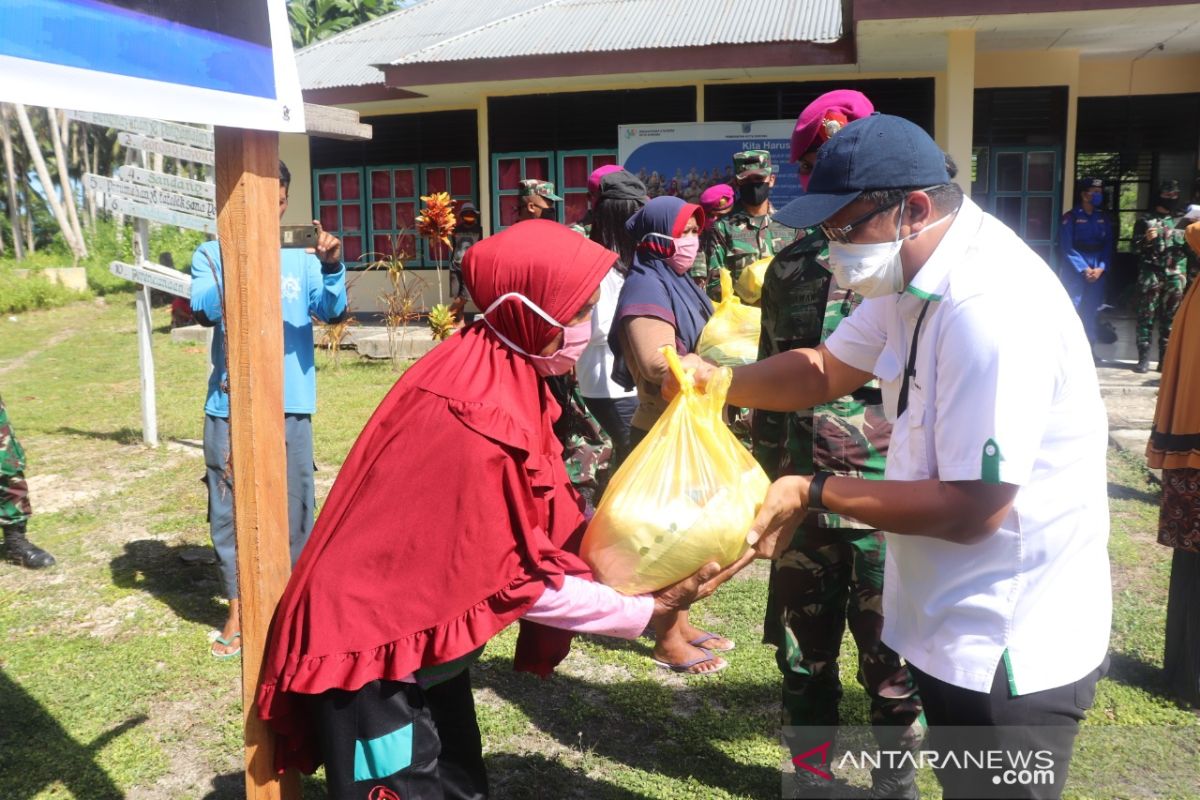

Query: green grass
0;299;1195;798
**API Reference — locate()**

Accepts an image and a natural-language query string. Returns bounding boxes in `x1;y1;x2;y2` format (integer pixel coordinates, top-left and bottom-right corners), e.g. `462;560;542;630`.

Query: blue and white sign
618;121;800;210
0;0;304;132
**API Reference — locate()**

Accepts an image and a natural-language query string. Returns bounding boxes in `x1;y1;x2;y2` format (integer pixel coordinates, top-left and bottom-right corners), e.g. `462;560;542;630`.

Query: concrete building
280;0;1200;311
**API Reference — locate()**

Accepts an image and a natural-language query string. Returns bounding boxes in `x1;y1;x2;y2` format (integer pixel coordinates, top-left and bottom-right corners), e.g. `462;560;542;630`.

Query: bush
0;267;88;314
0;220;209;297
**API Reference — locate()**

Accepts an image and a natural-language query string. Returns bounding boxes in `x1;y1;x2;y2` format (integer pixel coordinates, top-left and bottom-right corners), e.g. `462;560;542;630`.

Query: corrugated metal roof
296;0;551;89
392;0;842;65
297;0;843;89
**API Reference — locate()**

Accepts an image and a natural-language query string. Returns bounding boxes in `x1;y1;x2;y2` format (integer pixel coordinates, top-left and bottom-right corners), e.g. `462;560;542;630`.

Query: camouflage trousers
764;526;924;755
0;397;32;528
1136;266;1186;351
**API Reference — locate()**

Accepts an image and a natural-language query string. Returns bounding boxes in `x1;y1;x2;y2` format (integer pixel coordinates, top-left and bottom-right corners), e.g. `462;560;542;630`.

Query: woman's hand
651;562;721;617
661;353;719;401
746;475;811;560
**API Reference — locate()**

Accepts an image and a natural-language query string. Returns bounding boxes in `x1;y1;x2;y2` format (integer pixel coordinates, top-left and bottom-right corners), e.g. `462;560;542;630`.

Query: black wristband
809;471;834;512
320;260;342;274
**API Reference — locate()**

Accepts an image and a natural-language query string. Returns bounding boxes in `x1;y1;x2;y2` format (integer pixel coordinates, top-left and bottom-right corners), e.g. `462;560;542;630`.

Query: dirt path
0;326;80;376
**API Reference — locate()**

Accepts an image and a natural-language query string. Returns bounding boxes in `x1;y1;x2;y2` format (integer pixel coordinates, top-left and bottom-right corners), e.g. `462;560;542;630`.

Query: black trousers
312;669;488;800
909;656;1108;800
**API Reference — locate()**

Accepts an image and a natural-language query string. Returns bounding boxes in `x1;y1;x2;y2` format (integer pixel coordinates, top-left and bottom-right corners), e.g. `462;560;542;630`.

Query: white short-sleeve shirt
825;197;1111;695
577;267;638;400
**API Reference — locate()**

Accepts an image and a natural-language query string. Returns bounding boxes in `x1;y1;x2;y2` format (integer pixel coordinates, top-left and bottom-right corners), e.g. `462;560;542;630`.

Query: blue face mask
1089;191;1103;206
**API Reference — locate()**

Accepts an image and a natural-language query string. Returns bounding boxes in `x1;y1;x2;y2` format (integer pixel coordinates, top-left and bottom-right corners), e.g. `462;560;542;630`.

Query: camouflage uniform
753;231;923;757
701;150;791;299
1133;211;1188;360
547;375;613;510
0;396;31;528
517;179;563;224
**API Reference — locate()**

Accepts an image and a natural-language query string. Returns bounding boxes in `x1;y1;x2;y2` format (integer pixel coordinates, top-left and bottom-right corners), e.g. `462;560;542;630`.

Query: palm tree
288;0;399;48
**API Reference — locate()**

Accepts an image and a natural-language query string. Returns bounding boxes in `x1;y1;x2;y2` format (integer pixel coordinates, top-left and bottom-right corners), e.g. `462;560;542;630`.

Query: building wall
307;55;1200;312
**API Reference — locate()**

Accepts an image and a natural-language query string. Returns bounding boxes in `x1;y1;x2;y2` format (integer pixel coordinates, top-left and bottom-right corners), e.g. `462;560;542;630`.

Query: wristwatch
808;471;834;512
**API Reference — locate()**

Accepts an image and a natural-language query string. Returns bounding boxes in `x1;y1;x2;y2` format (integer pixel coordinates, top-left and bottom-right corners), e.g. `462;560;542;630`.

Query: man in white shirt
687;114;1111;799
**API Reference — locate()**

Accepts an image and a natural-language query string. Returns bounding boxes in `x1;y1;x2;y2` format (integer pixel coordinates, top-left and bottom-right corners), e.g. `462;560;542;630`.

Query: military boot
1134;344;1151;374
869;762;919;799
1156;342;1167;372
3;523;56;569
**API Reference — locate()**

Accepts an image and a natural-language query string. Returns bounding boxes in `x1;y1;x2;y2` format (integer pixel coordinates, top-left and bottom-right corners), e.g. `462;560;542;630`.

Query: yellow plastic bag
580;346;770;595
695;269;762;367
734;256;772;305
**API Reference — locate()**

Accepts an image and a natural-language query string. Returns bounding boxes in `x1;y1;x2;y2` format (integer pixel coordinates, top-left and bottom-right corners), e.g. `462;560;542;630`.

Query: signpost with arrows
77;112;216;449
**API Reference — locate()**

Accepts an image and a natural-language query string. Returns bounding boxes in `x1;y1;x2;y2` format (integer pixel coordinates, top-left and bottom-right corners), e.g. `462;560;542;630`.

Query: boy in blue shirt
191;160;348;657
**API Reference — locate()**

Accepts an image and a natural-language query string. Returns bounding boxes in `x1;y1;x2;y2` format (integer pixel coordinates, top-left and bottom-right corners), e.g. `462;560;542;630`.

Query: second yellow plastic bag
734;256;772;305
580;346;771;595
695;268;762;367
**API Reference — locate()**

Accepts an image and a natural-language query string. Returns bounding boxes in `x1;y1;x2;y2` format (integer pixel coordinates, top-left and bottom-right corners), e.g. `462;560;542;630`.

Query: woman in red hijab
256;220;720;799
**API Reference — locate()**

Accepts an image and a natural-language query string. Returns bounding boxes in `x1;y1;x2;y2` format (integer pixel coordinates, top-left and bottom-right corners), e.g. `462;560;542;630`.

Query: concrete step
355;331;439;360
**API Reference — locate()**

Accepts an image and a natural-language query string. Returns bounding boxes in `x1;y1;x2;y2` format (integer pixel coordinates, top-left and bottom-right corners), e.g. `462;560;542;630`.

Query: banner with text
0;0;304;132
618;120;798;209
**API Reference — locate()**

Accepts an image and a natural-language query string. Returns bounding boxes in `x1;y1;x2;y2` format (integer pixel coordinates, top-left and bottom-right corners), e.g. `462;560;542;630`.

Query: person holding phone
190;159;348;659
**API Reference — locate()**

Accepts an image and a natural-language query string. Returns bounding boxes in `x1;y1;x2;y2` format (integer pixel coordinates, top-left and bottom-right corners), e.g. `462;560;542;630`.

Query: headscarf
256;220;616;773
1147;220;1200;470
609;196;712;390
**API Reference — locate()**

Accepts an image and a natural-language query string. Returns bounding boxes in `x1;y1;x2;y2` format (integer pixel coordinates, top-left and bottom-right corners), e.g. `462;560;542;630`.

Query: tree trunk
83;128;96;228
46;107;86;256
13;104;84;261
20;185;34;253
0;105;25;260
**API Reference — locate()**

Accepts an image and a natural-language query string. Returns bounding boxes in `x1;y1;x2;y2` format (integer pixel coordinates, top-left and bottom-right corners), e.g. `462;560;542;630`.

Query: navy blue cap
774;113;951;230
1075;176;1104;192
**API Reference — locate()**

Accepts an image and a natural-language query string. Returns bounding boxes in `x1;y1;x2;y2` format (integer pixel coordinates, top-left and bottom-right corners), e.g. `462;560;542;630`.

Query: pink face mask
644;233;700;275
480;291;593;376
666;235;700;275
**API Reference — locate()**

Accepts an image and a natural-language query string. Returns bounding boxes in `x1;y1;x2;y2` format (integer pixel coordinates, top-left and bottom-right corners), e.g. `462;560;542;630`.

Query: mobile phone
281;224;318;249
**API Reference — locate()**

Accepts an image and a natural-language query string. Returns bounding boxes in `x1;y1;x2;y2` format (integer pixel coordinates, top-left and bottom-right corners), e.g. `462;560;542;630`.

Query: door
987;147;1062;266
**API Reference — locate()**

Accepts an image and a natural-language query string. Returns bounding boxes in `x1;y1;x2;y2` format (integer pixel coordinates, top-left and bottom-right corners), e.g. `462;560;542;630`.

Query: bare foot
679;620;734;652
211;599;241;657
652;638;727;674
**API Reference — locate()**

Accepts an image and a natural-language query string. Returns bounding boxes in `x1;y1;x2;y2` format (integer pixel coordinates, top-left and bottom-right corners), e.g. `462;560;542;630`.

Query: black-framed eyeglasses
821;186;948;244
820;197;905;244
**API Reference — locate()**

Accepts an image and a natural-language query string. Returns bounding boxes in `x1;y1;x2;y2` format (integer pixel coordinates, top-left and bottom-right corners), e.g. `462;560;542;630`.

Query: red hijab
256;220;616;773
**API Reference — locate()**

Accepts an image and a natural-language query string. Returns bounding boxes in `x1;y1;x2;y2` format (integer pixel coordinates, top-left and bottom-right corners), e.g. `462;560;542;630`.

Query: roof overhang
377;39;854;92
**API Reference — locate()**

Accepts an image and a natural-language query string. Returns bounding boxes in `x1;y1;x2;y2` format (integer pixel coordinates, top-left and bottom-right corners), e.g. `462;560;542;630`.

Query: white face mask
827;201;953;299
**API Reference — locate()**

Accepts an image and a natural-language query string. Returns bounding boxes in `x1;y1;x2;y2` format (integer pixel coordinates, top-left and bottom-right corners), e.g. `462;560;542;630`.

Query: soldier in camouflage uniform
758;90;922;800
1133;179;1188;372
546;374;613;509
0;396;56;569
700;150;791;299
516;179;563;223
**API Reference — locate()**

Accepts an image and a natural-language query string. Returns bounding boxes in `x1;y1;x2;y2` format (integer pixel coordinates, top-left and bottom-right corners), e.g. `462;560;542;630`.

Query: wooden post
214;126;300;800
131;217;157;447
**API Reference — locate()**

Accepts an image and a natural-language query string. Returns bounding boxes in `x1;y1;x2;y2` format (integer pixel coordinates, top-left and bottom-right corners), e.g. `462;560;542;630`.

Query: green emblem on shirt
982;438;1002;484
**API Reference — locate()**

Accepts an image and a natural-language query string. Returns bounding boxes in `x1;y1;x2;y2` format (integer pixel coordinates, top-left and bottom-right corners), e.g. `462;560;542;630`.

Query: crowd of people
5;89;1198;800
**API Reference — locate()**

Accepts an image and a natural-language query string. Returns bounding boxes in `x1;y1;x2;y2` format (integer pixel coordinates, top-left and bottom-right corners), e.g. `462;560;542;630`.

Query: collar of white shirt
904;196;984;303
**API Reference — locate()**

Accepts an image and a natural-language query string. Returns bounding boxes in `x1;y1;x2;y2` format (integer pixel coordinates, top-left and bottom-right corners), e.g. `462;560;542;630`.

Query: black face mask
1158;196;1179;212
739;181;770;207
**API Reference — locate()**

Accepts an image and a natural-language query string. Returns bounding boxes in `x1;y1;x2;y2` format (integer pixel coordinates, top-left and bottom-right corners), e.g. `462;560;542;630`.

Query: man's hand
309;219;342;264
746;475;811;560
651;562;721;617
1146;225;1160;241
662;353;719;401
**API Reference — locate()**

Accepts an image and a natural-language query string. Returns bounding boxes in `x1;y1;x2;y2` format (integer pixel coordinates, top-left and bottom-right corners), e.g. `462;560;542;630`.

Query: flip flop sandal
689;630;736;652
652;647;728;676
210;632;242;659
